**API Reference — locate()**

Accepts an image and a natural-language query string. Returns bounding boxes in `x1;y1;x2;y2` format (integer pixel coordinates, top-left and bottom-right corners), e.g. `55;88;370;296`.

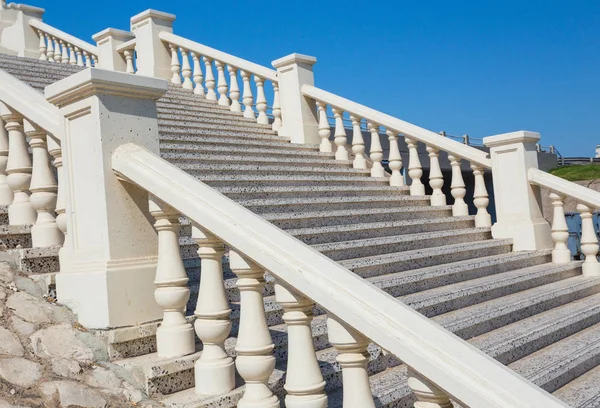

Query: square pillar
45;68;168;329
272;53;320;145
0;4;44;58
92;28;135;72
130;9;175;80
483;131;553;251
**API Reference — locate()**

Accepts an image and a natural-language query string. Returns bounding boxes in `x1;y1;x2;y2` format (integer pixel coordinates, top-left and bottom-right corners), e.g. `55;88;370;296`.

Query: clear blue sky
47;0;599;157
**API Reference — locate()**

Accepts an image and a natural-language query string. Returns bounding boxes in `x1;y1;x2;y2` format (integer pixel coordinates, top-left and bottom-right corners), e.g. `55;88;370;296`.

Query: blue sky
46;0;599;157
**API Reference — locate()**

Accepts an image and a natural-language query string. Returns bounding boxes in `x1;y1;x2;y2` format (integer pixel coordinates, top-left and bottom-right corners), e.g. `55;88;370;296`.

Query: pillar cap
92;27;135;43
130;9;176;26
8;3;44;17
483;130;540;148
272;53;317;69
45;68;168;107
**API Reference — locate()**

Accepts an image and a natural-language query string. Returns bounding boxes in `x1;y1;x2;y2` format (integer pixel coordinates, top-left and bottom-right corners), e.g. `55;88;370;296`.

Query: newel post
92;28;135;72
271;53;320;145
130;9;175;80
483;131;552;251
0;4;44;58
45;69;168;329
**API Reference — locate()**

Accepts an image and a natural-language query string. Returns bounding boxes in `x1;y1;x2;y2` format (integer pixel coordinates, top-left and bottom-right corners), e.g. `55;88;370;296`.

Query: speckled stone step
161;151;350;168
159;142;332;160
553;359;600;407
213;185;409;200
0;224;32;249
175;162;371;177
192;174;390;188
159;119;278;136
158;135;314;151
7;246;60;275
157;110;271;127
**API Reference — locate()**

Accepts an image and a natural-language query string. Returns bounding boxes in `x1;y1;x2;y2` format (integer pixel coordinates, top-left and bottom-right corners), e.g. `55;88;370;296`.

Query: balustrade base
195;357;236;395
491;218;553;251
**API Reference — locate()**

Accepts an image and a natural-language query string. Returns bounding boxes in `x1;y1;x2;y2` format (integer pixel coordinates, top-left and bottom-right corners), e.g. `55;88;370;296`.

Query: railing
157;32;281;131
529;168;600;276
116;38;136;74
29;19;98;67
112;142;566;408
302;84;493;226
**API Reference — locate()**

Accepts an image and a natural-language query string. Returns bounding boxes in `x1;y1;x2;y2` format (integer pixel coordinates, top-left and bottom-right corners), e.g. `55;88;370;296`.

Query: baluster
74;47;84;66
407;367;453;408
60;41;69;64
45;34;54;62
228;66;241;112
203;57;217;101
149;198;195;358
2;110;35;225
241;70;255;118
92;55;98;67
471;165;491;227
83;51;92;68
577;203;600;276
47;138;66;252
271;83;282;131
68;44;76;65
368;122;384;177
23;120;61;247
180;48;193;90
230;251;279;408
0;118;12;205
255;76;269;125
332;108;349;160
169;44;182;85
123;50;135;74
404;137;425;195
447;154;468;216
317;102;332;153
387;129;404;187
275;283;327;408
350;115;367;169
52;37;61;62
191;52;204;97
37;30;47;61
550;192;570;263
427;145;446;206
327;316;375;408
192;227;234;395
215;61;230;106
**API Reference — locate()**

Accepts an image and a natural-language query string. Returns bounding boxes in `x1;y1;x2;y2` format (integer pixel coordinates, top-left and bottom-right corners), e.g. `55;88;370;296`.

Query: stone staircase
2;53;600;408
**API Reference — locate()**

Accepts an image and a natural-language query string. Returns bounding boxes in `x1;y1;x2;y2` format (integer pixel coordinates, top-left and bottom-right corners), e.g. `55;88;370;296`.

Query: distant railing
29;19;98;67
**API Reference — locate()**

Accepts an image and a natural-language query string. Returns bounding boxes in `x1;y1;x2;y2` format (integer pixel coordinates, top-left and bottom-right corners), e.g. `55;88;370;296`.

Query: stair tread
553;360;600;407
261;205;445;221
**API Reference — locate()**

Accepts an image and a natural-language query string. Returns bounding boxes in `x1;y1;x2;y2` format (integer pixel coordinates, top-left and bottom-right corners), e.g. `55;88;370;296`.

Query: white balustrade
37;30;46;61
387;129;404;187
327;316;375;408
405;136;425;196
60;40;69;64
272;84;282;132
181;48;193;90
36;28;96;67
241;70;255;119
368;122;384;178
215;60;230;106
123;49;135;74
149;198;195;358
275;283;327;408
169;44;182;85
407;367;453;408
45;34;54;61
68;44;76;65
227;66;241;112
47;138;67;250
255;76;269;125
192;227;234;395
0;118;13;206
53;37;61;62
332;107;349;160
230;250;279;408
448;154;468;217
427;145;445;206
471;165;491;228
191;52;204;97
577;203;600;276
23;120;61;247
350;115;367;169
549;192;571;263
203;57;217;101
75;47;84;66
317;102;332;153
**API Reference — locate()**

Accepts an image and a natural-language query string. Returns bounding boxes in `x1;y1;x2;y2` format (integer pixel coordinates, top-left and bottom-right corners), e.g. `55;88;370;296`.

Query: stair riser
16;254;59;275
199;178;390;188
159;138;318;151
159;120;277;136
0;233;32;249
219;188;408;200
159;129;286;143
159;144;329;158
243;200;430;215
176;165;368;177
158;111;271;127
162;154;347;168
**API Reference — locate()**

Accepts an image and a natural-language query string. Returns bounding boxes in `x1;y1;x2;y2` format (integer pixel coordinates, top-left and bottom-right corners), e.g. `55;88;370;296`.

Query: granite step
174;162;370;177
191;174;390;188
158;119;277;135
159;142;332;160
0;225;32;249
158;128;289;143
157;110;271;126
158;135;314;151
553;360;600;407
7;246;60;275
214;185;409;199
161;151;350;168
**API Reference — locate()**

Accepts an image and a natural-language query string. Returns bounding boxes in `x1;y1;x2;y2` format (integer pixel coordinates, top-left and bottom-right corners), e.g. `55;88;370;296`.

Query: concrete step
159;141;333;160
215;184;409;200
192;174;390;188
7;246;60;275
158;118;277;135
161;151;350;168
158;128;289;143
173;162;370;177
157;110;271;127
157;98;239;113
158;136;318;152
553;358;600;407
0;225;32;249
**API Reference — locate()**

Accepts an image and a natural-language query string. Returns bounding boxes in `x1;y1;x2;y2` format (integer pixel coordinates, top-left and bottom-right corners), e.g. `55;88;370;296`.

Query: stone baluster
228;66;241;112
577;203;600;276
332;108;349;160
230;250;279;408
447;154;468;216
92;55;98;67
192;227;234;395
327;316;375;408
350;115;367;169
37;30;47;61
180;48;193;90
75;47;84;66
60;41;69;64
368;122;384;178
241;70;255;119
149;198;195;358
24;120;61;247
83;51;92;67
68;44;77;65
215;61;230;107
53;37;61;62
255;76;269;125
169;44;182;85
404;137;425;195
471;165;492;227
271;83;282;132
407;367;453;408
0;118;12;206
124;50;135;74
549;192;570;263
427;145;446;206
2;110;35;225
45;34;54;61
317;102;332;153
47;138;66;252
387;129;404;187
191;52;204;97
275;283;327;408
203;57;217;101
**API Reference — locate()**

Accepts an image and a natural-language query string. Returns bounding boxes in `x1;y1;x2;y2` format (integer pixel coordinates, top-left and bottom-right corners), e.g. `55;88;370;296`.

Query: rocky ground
0;259;165;408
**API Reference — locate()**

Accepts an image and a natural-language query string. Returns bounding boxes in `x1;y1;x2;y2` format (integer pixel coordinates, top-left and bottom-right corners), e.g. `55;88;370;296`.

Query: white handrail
112;142;567;408
158;31;277;82
29;19;98;57
0;68;63;139
116;38;136;53
529;168;600;209
303;84;492;168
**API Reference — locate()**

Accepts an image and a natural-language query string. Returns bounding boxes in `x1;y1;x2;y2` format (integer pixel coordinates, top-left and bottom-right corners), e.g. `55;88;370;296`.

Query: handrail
116;38;136;53
29;19;98;57
158;31;278;82
302;84;492;168
112;142;567;408
529;168;600;209
0;68;63;139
